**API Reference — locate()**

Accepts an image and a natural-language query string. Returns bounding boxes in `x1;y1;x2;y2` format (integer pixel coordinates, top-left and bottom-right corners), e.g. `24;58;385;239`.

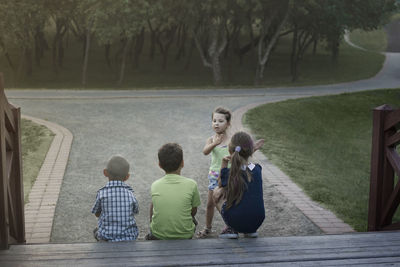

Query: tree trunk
24;48;33;76
211;52;222;86
0;41;14;70
132;27;145;69
290;25;298;81
82;30;91;87
149;30;157;60
105;43;112;69
117;38;131;86
184;38;195;70
175;25;187;61
255;3;289;85
157;26;177;70
52;32;59;74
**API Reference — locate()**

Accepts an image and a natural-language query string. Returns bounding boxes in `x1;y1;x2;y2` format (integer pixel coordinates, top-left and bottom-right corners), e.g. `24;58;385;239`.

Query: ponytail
225;132;254;210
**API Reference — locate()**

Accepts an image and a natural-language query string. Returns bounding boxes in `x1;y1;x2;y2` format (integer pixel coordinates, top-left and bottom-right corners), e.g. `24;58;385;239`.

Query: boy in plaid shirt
92;155;139;242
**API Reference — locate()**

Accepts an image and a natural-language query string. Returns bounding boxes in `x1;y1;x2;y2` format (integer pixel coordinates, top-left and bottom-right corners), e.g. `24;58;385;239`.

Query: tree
91;0;148;86
45;0;78;74
0;0;48;79
146;0;185;70
187;0;232;85
253;0;291;85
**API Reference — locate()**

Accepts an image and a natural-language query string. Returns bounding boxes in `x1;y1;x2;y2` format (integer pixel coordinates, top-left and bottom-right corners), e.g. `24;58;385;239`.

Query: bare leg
205;190;215;229
212;187;226;213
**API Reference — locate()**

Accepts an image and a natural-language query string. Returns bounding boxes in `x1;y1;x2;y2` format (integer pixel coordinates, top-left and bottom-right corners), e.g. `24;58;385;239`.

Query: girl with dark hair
213;131;265;239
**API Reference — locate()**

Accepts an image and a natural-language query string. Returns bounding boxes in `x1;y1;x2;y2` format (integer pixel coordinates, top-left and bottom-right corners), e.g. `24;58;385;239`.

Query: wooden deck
1;231;400;266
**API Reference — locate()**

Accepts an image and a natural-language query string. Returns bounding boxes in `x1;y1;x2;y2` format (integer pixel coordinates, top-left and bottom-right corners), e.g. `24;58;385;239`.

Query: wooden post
11;106;25;243
368;105;393;231
0;74;10;249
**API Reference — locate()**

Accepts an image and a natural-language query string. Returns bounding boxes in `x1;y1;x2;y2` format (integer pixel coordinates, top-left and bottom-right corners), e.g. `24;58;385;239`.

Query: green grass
0;34;385;89
244;89;400;231
21;119;54;203
349;28;388;52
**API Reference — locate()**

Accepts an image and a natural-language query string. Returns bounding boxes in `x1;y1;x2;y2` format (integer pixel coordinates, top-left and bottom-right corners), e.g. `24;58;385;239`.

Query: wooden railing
0;73;25;249
368;104;400;231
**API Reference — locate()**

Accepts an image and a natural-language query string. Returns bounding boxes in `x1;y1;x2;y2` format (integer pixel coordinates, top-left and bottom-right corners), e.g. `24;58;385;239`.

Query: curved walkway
6;26;400;243
21;115;72;243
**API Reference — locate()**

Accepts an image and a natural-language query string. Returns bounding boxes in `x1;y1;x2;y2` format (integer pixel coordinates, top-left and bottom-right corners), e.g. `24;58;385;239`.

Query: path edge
22;115;73;243
232;101;355;234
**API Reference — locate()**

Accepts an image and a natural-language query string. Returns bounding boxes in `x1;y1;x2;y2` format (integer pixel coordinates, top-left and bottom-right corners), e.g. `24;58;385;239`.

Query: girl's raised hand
254;139;265;151
221;155;231;168
213;133;224;145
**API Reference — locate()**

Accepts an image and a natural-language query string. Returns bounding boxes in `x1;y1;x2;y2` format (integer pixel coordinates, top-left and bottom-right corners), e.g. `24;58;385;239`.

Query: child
197;107;232;238
146;143;201;240
92;155;139;242
213;131;265;239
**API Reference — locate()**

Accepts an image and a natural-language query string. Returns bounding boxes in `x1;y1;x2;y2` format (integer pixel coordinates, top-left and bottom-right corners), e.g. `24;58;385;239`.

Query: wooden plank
385;108;400;130
2;247;400;267
2;240;400;262
4;129;13;151
12;107;25;243
0;101;9;250
224;257;400;266
368;106;391;230
4;106;16;134
386;147;400;178
5;231;400;254
386;131;400;147
1;232;400;266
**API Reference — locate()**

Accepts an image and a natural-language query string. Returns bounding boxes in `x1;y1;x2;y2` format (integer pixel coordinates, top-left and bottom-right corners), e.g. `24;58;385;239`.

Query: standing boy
147;143;201;240
92;155;139;242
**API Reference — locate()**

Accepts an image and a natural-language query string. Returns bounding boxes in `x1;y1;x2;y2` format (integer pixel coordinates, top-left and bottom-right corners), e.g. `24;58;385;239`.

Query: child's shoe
219;227;238;239
196;227;212;239
243;232;258;238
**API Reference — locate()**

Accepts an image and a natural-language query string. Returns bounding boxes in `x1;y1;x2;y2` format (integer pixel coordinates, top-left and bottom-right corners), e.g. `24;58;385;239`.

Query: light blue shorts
208;170;219;190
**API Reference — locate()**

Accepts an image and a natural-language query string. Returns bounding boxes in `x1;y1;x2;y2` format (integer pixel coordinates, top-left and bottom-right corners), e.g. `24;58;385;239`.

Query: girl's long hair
225;132;254;210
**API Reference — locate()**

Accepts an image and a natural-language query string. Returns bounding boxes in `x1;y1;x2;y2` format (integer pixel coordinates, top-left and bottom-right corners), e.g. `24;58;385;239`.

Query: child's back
148;143;200;240
151;173;200;239
92;155;139;242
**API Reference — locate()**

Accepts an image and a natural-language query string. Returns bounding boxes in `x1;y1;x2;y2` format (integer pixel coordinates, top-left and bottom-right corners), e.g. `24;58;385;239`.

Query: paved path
5;24;400;243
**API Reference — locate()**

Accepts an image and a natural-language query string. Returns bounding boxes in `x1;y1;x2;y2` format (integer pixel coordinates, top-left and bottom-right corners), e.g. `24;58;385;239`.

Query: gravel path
6;22;400;242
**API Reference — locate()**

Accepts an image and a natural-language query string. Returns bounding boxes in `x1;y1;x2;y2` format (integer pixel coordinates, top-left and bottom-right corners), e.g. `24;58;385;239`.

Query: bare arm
218;155;231;186
254;139;265;152
191;207;197;217
149;202;153;223
203;134;223;155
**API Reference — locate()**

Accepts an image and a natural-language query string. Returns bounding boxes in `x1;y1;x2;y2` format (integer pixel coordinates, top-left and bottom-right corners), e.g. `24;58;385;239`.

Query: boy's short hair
158;143;183;173
106;155;130;180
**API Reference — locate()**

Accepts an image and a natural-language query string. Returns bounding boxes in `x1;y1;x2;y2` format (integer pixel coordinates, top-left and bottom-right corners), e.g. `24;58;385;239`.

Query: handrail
0;73;25;249
368;104;400;231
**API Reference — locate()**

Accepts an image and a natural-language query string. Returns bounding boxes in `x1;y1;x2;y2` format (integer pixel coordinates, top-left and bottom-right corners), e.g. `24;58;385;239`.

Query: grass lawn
21;119;54;203
244;89;400;231
349;29;387;52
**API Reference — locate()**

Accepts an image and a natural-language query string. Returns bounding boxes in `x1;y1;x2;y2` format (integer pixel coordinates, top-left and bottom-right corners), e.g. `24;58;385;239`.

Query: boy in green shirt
146;143;201;240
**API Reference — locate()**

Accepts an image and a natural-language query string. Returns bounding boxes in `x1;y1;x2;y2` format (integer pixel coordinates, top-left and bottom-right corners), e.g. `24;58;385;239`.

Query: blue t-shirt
220;163;265;233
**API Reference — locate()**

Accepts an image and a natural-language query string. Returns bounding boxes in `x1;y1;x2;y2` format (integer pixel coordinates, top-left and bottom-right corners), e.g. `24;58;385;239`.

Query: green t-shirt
150;174;201;239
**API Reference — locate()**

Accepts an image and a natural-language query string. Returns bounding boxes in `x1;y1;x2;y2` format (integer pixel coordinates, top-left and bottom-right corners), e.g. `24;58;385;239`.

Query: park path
5;23;400;243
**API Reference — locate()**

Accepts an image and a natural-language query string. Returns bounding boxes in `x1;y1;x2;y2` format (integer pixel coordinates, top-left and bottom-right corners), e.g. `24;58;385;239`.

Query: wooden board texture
1;231;400;266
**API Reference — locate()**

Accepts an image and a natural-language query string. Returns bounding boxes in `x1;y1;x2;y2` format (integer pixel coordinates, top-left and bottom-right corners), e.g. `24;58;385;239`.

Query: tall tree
0;0;48;79
91;0;147;86
187;0;232;85
253;0;291;85
45;0;78;74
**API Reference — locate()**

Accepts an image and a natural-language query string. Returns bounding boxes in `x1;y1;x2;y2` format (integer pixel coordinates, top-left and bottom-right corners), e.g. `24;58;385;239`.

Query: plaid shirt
92;180;139;242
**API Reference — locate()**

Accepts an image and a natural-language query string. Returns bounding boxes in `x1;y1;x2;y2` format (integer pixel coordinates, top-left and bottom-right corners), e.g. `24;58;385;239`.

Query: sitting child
146;143;201;240
92;155;139;242
213;132;265;239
